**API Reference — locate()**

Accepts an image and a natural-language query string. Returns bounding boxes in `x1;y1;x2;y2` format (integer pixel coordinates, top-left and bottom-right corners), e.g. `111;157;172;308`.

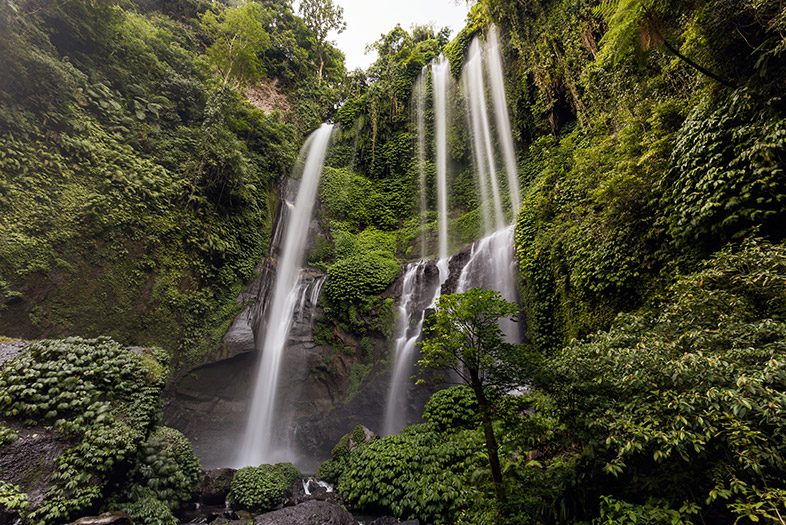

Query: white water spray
383;261;427;436
432;55;451;265
237;124;334;467
486;26;521;216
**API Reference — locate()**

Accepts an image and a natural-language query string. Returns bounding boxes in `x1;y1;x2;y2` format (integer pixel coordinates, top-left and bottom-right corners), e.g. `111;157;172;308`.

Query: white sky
315;0;471;71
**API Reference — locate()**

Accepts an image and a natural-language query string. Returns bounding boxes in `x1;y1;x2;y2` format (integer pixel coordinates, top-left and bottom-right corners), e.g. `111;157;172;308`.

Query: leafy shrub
339;424;488;525
131;426;203;509
0;481;29;516
547;238;786;523
228;463;301;512
121;487;178;525
324;252;399;305
422;386;479;432
0;424;17;446
316;425;375;485
594;496;699;525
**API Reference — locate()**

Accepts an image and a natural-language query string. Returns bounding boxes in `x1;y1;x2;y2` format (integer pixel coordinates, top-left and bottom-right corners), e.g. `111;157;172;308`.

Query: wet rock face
0;425;73;509
284;478;341;508
253;500;356;525
201;468;237;506
163;351;257;469
0;340;28;368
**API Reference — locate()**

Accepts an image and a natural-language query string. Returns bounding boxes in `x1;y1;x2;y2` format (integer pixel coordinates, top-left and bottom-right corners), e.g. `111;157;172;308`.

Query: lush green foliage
128;427;203;510
422;386;479;433
0;480;29;516
228;463;301;512
316;424;374;485
504;0;786;350
339;424;489;525
121;487;178;525
0;337;202;524
0;0;344;364
544;238;786;523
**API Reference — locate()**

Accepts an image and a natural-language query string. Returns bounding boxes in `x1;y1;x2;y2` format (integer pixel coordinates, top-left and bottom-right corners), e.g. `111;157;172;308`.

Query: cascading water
486;26;521;215
383;261;426;436
294;274;325;326
464;38;506;233
382;26;524;434
237;124;334;467
432;55;451;268
457;226;519;341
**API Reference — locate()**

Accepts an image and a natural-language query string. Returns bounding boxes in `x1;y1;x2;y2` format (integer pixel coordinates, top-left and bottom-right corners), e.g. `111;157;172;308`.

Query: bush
664;89;786;254
228;463;301;512
547;238;786;523
131;426;203;509
316;425;375;485
324;252;400;305
122;488;178;525
0;337;172;524
339;425;488;525
422;386;480;433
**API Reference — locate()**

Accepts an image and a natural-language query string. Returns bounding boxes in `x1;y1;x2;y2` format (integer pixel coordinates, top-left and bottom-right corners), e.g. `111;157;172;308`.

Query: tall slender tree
420;289;522;517
298;0;346;82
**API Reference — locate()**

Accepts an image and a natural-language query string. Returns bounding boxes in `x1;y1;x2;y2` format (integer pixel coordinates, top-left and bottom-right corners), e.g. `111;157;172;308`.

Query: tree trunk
318;51;324;85
470;369;506;515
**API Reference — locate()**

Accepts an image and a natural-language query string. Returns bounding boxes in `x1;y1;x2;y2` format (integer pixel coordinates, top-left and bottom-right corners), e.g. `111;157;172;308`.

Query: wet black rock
0;340;27;368
254;500;355;525
201;468;236;505
0;426;73;509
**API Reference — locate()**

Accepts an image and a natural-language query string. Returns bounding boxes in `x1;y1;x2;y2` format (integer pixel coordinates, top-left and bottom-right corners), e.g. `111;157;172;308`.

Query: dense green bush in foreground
333;239;786;524
0;337;201;524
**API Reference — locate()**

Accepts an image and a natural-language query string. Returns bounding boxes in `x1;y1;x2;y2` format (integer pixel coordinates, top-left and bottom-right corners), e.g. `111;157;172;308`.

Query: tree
298;0;346;82
201;2;271;87
419;289;521;516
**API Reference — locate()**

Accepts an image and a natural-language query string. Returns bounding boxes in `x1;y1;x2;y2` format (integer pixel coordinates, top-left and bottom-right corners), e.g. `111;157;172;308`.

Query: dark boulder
254;500;355;525
201;467;236;505
0;426;73;510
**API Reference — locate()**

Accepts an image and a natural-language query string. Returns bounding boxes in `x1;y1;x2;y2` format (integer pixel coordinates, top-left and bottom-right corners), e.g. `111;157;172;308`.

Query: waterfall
383;261;441;436
237;124;334;467
486;26;521;216
463;25;525;232
432;55;451;265
382;26;524;434
383;262;425;436
457;226;519;341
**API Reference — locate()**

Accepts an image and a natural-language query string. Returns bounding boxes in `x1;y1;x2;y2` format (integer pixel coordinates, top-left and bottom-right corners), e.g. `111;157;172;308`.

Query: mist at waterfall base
382;27;522;436
236;124;334;468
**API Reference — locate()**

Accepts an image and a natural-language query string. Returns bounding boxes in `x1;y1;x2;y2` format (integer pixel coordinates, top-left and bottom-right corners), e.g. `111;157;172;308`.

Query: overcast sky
321;0;471;71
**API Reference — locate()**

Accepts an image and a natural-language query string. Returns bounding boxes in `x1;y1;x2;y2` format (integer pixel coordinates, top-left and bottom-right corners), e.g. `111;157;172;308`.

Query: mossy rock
228;463;301;512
